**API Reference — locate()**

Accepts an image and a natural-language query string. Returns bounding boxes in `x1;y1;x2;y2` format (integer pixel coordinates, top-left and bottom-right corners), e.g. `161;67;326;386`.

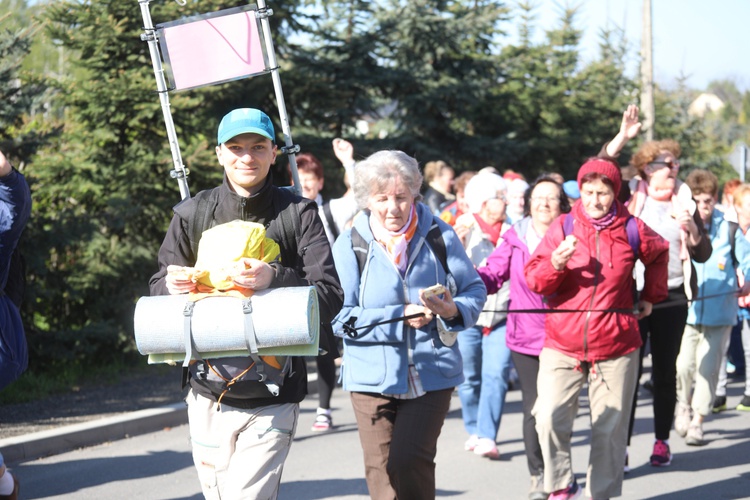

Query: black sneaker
737;395;750;411
642;379;654;394
712;395;727;413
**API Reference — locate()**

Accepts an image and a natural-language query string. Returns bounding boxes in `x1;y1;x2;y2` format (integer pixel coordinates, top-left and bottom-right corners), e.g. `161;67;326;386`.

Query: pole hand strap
341;312;426;338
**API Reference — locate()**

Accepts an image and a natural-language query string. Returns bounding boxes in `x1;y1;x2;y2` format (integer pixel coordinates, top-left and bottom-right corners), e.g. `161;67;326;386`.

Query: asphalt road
9;375;750;499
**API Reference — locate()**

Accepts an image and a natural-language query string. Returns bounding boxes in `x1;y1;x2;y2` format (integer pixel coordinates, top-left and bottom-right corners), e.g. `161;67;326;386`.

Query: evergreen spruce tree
374;0;510;164
492;3;638;178
0;8;50;163
277;0;387;192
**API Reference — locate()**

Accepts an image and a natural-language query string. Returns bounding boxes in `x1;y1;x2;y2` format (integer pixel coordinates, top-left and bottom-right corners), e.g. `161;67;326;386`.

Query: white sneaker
311;411;333;432
674;402;691;438
473;438;500;459
529;473;547;500
464;434;479;451
686;423;705;446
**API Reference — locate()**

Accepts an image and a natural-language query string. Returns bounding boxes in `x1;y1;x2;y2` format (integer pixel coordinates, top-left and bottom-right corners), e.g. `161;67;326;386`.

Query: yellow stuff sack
194;220;280;290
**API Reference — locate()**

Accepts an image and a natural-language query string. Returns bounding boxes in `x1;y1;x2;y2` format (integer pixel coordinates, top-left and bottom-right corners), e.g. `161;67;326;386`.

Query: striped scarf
586;203;617;231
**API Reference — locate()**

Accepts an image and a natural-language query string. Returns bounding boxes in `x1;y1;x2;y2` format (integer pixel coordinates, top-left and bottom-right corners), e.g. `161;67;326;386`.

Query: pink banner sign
159;6;269;91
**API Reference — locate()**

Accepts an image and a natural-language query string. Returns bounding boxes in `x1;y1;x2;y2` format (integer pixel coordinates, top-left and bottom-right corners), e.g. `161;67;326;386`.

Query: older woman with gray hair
332;150;487;500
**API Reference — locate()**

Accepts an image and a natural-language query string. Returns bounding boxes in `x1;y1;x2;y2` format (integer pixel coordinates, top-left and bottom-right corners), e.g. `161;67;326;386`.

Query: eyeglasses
694;197;715;206
530;196;561;205
649;160;680;170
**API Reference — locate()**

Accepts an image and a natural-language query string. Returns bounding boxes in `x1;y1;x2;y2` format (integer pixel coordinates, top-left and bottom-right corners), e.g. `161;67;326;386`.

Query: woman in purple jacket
477;175;570;500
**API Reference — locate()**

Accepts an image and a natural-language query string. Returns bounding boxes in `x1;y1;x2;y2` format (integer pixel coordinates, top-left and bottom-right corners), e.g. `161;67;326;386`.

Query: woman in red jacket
524;159;669;500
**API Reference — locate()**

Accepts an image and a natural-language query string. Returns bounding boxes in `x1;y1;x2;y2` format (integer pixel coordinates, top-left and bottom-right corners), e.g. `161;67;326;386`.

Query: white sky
513;0;750;92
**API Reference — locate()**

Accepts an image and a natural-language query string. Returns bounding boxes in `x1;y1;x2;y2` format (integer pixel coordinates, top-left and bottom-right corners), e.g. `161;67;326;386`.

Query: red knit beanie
577;158;622;196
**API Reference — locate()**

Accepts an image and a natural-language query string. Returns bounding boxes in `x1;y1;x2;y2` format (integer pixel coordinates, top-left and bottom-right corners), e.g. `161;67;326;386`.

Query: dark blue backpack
0;247;27;391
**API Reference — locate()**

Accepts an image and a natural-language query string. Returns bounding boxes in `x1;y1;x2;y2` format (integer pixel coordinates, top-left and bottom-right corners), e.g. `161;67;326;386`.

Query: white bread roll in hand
550;234;577;271
563;235;578;250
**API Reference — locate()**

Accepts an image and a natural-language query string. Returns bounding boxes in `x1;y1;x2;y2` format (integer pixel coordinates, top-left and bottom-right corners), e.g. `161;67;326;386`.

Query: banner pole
256;0;300;195
138;0;191;200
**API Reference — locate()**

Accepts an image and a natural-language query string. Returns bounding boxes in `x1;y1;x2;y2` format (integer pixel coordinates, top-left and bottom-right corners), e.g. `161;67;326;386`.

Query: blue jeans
457;321;512;440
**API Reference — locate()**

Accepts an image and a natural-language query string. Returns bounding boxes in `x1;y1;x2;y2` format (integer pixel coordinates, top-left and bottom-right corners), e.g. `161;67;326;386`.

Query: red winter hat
577;158;622;196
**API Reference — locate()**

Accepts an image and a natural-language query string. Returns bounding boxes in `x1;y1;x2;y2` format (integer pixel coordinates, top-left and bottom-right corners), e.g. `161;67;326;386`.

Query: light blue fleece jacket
332;202;486;394
688;208;750;327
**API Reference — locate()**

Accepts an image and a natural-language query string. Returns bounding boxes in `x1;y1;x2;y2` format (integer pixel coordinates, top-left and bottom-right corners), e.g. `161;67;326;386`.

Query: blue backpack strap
350;226;369;275
625;216;640;259
563;213;574;237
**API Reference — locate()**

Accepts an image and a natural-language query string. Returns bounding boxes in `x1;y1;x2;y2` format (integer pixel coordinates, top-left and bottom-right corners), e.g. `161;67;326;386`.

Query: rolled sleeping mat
134;286;319;356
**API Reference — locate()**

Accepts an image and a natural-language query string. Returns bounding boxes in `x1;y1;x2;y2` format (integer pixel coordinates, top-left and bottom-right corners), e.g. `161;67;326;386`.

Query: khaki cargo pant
676;323;732;416
533;348;639;499
186;390;299;500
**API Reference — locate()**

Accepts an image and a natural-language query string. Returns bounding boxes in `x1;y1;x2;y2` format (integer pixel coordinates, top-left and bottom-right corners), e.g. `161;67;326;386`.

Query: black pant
628;287;688;443
316;347;338;409
511;350;544;476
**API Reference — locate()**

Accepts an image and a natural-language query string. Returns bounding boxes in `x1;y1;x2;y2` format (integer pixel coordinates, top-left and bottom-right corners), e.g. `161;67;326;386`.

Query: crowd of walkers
305;105;750;500
134;105;750;500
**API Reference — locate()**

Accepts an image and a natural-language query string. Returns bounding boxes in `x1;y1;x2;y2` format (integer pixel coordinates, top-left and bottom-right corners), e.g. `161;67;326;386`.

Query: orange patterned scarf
370;204;419;274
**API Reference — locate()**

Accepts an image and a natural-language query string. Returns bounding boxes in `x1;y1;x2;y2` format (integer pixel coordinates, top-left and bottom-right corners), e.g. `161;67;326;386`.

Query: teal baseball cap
217;108;275;144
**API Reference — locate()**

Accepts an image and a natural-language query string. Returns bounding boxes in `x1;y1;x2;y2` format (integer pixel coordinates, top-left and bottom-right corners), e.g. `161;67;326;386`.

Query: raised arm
605;104;642;158
333;138;355;173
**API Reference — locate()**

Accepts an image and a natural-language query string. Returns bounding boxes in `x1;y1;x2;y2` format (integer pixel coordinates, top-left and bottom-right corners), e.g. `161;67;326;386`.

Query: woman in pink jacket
477;175;570;500
524;159;669;500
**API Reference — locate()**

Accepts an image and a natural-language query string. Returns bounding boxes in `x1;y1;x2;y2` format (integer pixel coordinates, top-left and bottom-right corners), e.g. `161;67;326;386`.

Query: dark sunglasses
648;160;680;169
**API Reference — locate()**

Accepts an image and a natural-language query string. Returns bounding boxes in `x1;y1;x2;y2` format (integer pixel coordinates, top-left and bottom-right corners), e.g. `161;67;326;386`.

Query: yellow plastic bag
194;220;280;290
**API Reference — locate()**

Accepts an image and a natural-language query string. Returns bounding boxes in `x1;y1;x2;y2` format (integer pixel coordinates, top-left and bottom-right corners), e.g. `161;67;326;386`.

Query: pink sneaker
311;412;332;432
650;439;672;467
548;479;582;500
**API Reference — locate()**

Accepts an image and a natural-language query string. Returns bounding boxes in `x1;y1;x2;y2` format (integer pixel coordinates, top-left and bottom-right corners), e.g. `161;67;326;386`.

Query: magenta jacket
477;217;546;356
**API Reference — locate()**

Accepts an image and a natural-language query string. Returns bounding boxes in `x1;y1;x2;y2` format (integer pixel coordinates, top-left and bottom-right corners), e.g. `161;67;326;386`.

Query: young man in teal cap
149;108;343;499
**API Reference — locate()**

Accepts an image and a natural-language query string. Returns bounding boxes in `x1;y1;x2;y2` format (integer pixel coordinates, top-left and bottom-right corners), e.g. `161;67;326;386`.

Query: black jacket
149;175;343;409
423;186;449;214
